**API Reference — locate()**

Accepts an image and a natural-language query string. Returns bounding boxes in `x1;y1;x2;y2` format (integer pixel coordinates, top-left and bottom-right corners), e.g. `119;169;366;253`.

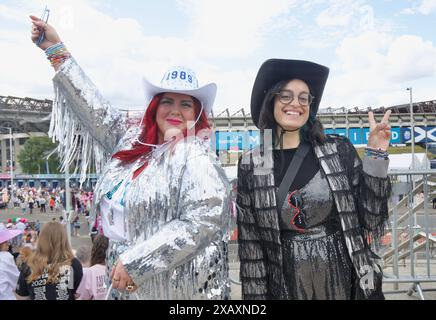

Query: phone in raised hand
35;5;50;46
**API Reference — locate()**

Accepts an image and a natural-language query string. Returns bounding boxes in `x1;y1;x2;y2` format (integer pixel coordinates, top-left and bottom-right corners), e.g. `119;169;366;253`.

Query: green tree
17;136;61;174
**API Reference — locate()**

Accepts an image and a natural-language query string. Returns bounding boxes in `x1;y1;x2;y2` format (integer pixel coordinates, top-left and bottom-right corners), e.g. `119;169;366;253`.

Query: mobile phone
36;6;50;46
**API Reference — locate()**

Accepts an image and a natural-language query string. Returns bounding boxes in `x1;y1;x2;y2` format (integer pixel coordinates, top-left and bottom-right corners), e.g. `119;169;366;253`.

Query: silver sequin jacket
49;58;231;299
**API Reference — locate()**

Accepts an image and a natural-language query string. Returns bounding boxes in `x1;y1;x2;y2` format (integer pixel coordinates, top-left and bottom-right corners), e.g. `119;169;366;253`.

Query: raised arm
338;136;391;244
30;15;127;182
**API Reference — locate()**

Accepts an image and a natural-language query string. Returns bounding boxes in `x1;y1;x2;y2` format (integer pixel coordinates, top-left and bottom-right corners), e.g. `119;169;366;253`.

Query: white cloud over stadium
0;0;435;113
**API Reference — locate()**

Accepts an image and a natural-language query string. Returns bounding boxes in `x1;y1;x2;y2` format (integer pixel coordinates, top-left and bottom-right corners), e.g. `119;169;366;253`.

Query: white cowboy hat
142;66;217;116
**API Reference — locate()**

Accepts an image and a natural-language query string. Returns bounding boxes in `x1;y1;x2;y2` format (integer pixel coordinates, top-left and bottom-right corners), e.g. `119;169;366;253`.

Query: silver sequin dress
279;170;353;299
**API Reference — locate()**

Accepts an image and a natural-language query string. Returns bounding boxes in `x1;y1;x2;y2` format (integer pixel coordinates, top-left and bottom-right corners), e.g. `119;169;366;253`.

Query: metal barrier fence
382;169;436;300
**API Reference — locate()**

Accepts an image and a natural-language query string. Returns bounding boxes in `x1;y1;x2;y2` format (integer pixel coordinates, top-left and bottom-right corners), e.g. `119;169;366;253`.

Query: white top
0;251;20;300
100;177;131;241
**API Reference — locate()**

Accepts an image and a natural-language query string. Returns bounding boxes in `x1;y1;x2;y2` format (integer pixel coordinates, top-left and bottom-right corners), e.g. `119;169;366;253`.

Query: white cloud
0;0;435;116
401;0;436;15
418;0;436;14
177;0;298;58
400;8;415;15
315;0;362;28
322;31;436;109
298;0;393;50
0;4;26;23
385;35;436;81
0;0;302;113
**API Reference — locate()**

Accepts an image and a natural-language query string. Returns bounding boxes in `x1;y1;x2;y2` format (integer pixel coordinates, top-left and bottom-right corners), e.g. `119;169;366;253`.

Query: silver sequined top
279;170;338;231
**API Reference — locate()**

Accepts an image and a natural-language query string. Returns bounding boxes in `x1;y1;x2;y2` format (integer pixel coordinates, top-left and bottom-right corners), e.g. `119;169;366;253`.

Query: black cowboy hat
250;59;330;128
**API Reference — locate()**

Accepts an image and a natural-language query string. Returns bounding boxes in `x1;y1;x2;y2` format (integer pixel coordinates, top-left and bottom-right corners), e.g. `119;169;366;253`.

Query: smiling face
273;79;311;132
155;93;197;143
0;240;10;251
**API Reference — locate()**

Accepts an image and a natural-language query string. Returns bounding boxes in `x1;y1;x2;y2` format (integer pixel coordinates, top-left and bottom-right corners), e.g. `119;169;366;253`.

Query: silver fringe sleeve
49;58;127;183
119;142;231;288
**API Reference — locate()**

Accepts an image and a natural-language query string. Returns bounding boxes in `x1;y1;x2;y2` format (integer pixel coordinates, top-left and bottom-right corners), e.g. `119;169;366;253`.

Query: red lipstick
166;118;183;125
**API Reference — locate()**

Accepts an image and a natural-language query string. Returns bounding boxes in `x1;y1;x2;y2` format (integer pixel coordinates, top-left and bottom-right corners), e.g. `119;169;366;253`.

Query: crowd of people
0;183;105;300
0;218;108;300
1;186;93;216
1;185;97;240
2;186;59;214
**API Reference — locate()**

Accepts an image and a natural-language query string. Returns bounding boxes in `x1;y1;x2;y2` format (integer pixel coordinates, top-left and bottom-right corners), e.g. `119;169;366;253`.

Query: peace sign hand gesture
367;110;392;151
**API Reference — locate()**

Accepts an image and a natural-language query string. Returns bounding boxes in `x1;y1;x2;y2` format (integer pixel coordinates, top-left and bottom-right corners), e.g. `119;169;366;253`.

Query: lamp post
406;88;415;171
63;142;72;245
343;107;349;139
44;148;58;175
406;88;417;272
0;126;14;189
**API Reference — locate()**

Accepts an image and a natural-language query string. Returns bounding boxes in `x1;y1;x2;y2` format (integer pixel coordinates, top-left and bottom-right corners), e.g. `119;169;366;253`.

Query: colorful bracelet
365;147;389;160
45;42;71;69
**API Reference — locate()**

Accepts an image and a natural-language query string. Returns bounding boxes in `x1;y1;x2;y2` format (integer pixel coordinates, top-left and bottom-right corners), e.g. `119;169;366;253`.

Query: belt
280;221;342;241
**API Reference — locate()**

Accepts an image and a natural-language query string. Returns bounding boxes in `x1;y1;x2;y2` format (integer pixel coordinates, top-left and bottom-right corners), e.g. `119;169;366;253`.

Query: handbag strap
276;143;310;213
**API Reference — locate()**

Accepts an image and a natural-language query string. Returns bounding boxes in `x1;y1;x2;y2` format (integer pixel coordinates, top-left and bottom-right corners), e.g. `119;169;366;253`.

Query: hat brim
142;78;217;116
0;229;22;243
251;59;329;128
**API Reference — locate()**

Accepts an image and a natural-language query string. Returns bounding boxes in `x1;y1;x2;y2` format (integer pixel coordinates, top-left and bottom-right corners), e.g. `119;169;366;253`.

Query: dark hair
258;79;326;147
90;234;109;267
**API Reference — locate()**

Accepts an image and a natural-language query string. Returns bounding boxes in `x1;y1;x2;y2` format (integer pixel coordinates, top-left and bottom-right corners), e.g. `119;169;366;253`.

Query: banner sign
215;126;433;150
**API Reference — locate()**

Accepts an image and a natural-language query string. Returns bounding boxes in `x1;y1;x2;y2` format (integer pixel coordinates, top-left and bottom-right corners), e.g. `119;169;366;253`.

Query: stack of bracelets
45;42;71;69
364;147;389;160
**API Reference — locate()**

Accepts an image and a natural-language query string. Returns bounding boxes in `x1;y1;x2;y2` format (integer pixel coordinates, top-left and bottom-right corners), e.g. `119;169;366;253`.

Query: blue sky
0;0;435;114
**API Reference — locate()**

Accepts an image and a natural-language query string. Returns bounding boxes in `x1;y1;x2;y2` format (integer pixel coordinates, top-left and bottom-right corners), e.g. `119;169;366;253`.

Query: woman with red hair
30;15;231;300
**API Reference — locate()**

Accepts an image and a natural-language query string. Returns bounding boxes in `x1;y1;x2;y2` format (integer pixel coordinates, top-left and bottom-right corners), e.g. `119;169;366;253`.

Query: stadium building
1;94;435;188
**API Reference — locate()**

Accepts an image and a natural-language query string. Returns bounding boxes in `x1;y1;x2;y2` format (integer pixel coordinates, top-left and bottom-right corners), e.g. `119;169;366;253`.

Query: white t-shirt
100;178;131;241
0;251;20;300
76;264;108;300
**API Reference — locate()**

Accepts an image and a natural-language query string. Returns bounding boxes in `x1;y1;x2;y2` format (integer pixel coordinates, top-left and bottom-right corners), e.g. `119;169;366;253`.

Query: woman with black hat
237;59;392;300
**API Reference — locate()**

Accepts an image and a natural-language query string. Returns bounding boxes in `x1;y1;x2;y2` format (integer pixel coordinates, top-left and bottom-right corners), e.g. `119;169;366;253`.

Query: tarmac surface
0;206;92;251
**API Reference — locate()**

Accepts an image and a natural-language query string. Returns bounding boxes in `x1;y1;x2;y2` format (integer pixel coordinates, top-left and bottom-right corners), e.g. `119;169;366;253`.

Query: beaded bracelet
365;147;389;160
45;42;71;69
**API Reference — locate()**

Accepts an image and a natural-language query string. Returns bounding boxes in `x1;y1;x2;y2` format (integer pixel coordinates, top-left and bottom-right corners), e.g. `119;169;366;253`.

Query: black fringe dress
274;148;353;300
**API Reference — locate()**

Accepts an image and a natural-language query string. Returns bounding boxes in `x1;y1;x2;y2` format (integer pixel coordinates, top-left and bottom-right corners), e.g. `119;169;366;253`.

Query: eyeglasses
275;90;314;107
287;190;306;232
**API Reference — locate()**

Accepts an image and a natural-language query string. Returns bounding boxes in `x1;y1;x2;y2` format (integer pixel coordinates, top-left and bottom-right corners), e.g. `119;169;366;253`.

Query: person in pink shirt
80;192;89;214
76;235;109;300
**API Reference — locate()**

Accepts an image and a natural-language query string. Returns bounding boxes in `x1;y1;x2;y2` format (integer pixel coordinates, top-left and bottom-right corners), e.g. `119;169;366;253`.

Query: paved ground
3;206;436;300
227;244;436;300
0;206;92;251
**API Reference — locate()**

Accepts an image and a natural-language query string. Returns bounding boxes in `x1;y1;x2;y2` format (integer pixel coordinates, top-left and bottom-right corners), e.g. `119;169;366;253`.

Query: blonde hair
27;222;74;284
19;246;33;262
16;246;33;270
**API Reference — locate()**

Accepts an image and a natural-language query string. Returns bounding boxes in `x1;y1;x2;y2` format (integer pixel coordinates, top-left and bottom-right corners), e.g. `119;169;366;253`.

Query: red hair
112;93;211;179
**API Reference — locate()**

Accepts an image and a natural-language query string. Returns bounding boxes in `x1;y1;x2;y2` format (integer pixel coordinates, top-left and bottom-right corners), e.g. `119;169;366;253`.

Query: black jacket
237;135;391;300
